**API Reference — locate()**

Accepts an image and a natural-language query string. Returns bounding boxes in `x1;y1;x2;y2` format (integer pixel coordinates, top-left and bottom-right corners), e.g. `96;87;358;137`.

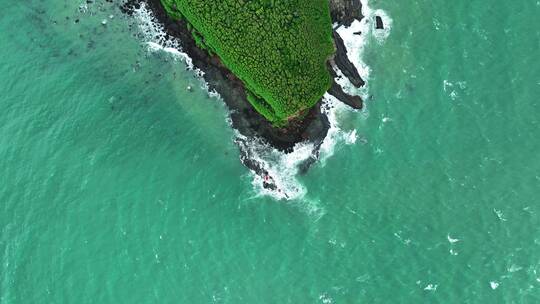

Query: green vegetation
160;0;335;124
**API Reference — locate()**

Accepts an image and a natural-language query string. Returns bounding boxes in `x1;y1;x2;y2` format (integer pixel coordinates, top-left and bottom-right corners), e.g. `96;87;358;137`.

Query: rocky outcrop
329;0;363;26
327;62;363;109
331;30;365;88
375;16;384;29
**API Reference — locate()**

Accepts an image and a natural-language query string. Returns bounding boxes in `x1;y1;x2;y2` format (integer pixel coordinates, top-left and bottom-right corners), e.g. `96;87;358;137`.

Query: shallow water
2;0;540;303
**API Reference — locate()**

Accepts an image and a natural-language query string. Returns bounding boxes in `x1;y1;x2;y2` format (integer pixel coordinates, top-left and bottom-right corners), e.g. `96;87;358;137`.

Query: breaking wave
132;3;218;98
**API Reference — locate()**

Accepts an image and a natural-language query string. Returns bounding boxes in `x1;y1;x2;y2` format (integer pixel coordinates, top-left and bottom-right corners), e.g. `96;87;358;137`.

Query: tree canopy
161;0;335;123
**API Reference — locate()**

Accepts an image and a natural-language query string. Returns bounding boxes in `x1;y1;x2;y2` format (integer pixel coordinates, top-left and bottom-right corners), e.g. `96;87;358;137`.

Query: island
122;0;372;193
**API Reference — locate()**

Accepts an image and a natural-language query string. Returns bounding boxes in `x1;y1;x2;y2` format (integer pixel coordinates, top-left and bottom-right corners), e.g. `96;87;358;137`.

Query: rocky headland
121;0;369;193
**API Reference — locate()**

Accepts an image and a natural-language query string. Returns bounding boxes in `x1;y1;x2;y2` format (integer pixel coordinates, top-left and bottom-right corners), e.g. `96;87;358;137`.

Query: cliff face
329;0;363;26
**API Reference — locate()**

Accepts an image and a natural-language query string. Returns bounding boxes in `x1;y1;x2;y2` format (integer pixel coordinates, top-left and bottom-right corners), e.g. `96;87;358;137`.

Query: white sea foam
443;79;467;101
335;0;392;81
319;93;360;164
236;133;313;201
493;208;508;221
447;234;460;243
335;19;370;95
332;65;363;97
78;2;88;14
507;264;522;273
254;0;386;200
319;293;334;304
372;9;393;42
133;4;194;68
312;0;390;170
132;1;390;202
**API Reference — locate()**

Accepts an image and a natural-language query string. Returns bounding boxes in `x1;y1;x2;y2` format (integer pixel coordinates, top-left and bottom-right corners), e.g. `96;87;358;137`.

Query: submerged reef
121;0;370;196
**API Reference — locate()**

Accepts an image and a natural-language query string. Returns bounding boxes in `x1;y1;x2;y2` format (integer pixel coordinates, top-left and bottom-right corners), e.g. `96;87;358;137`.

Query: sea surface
2;0;540;303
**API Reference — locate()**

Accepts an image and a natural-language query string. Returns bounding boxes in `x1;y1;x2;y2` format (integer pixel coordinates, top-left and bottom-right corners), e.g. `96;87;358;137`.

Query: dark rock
375;16;384;29
327;63;363;109
332;30;366;88
328;81;363;110
329;0;363;26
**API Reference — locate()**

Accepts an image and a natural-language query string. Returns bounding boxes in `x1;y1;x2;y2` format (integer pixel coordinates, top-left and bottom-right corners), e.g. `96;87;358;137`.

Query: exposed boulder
375;16;384;29
332;31;366;88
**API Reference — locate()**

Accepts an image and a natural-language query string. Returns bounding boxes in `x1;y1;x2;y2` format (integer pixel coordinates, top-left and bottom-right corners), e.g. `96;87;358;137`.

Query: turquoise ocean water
2;0;540;302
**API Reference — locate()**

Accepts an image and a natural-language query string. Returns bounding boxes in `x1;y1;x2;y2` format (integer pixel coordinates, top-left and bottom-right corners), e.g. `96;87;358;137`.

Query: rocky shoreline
121;0;367;193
